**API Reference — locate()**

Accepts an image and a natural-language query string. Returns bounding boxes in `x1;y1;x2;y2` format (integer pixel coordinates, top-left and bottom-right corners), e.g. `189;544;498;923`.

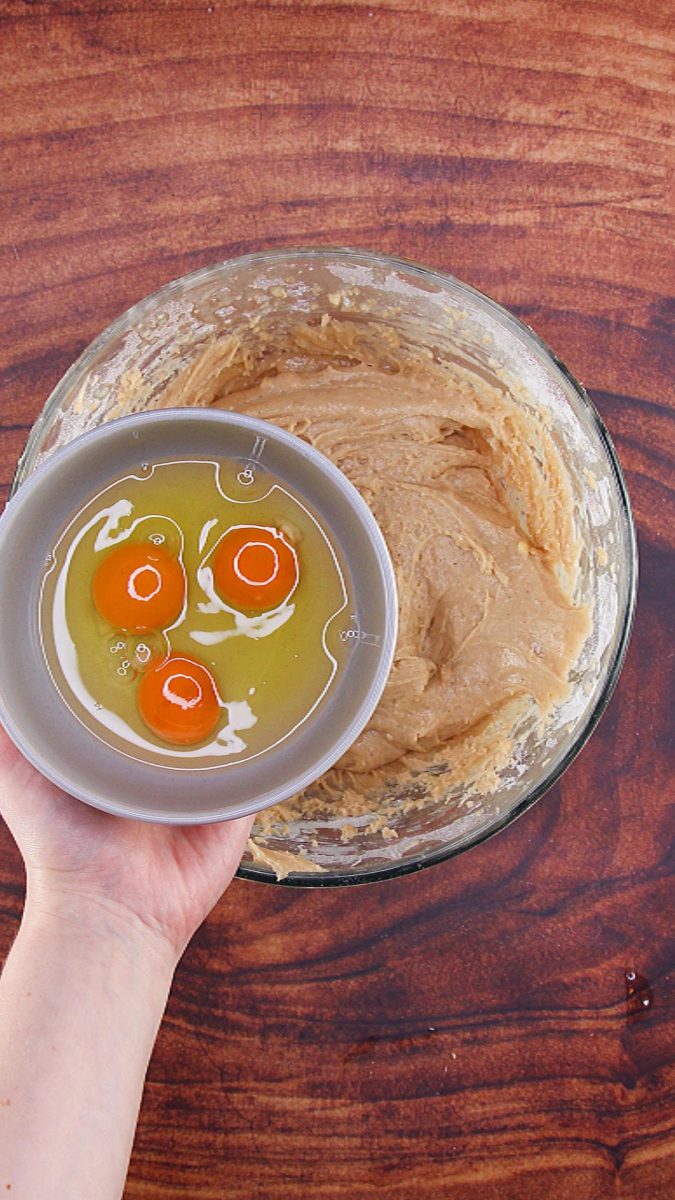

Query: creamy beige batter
157;317;590;863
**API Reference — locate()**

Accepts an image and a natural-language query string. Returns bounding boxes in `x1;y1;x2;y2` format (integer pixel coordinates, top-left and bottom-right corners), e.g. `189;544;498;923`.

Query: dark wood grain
0;1;673;1196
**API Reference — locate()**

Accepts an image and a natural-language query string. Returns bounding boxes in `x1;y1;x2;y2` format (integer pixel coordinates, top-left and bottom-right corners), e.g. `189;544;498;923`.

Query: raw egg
92;541;185;633
137;653;221;745
213;525;298;613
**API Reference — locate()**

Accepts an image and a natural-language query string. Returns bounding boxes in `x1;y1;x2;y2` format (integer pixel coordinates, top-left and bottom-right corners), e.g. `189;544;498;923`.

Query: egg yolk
212;525;298;613
137;654;221;745
92;542;185;633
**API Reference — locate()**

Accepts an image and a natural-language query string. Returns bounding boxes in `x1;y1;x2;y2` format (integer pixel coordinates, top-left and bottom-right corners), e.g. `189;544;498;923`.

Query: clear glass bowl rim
10;246;639;888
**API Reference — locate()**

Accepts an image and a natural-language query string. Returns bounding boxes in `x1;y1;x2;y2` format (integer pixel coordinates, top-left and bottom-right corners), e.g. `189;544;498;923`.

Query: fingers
0;724;21;771
186;812;256;893
216;813;256;875
0;727;38;816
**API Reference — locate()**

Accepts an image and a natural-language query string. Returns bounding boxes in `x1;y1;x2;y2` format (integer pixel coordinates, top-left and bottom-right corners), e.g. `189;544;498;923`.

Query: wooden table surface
1;2;673;1196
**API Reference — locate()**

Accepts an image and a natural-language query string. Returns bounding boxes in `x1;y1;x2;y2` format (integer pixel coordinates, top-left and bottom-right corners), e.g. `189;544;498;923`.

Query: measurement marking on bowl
340;614;381;647
237;436;267;486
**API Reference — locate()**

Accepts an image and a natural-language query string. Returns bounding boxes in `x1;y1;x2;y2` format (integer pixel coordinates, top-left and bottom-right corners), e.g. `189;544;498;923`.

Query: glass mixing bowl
12;248;637;886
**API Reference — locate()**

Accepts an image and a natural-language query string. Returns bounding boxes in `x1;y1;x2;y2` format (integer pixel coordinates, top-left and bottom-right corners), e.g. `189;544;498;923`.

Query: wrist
23;873;180;982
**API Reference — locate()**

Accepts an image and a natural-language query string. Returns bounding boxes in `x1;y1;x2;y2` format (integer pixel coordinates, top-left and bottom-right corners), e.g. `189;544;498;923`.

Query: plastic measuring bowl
0;408;398;823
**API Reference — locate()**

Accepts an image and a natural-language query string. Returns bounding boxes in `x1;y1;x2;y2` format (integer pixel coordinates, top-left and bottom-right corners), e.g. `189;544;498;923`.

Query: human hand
0;727;253;964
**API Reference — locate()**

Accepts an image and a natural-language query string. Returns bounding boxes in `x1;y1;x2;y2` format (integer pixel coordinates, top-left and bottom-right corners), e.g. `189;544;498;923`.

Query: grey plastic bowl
0;408;398;823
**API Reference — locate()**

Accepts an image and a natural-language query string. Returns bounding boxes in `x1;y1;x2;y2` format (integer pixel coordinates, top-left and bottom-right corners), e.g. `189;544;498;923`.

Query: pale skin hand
0;727;253;1198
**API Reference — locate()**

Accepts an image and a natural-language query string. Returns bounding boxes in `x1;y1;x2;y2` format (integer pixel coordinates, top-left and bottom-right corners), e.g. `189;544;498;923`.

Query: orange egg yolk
137;654;221;745
212;525;298;613
92;541;185;633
